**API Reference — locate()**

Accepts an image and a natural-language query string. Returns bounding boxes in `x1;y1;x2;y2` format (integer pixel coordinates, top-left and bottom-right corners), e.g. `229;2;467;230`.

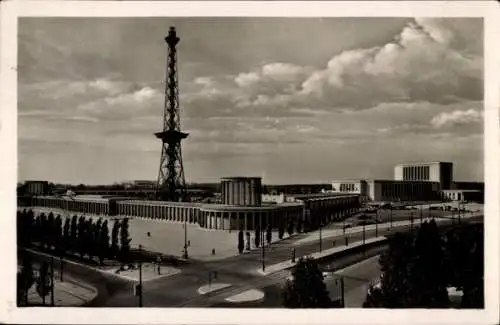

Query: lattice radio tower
155;27;188;202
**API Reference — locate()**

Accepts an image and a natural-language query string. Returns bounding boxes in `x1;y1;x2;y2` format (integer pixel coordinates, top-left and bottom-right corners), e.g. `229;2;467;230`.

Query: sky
18;17;484;185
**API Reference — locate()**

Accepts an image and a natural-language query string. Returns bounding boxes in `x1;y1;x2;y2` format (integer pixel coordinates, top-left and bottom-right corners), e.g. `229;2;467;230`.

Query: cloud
430;108;483;128
181;18;482;119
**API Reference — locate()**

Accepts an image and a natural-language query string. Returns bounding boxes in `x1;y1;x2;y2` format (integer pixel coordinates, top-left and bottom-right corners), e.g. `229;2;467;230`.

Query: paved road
333;255;381;307
103;222;421;307
24;214;482;308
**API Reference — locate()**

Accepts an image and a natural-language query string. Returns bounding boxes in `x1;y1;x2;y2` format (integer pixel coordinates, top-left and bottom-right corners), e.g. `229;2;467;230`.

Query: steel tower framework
155;27;188;202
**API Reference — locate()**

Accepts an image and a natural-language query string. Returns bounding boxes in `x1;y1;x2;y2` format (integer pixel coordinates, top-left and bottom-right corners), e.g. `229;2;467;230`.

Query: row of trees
17;209;132;264
363;220;483;308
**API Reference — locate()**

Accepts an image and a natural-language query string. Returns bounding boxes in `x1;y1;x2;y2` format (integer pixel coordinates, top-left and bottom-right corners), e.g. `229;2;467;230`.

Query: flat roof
395;161;453;166
291;193;359;199
366;179;440;184
221;177;262;180
199;202;303;211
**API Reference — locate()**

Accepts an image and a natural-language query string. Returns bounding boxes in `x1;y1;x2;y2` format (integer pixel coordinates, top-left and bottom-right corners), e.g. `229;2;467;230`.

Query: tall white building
332;161;456;202
394;161;453;190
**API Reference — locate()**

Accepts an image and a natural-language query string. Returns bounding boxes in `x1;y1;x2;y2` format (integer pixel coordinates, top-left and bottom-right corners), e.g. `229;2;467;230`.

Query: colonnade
198;205;303;231
31;197;109;215
117;201;202;224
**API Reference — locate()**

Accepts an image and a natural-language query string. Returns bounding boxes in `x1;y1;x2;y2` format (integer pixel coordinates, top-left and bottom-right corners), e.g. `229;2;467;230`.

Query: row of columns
32;197;109;215
403;165;430;181
380;182;438;201
198;207;302;231
117;202;200;224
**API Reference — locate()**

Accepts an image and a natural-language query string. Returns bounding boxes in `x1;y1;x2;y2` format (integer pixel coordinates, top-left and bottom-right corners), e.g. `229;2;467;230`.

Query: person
147;232;151;237
156;256;161;275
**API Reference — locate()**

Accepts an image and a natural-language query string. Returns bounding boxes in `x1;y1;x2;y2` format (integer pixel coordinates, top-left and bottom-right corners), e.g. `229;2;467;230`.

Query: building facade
394;162;453;190
220;177;262;206
24;181;49;196
331;180;368;196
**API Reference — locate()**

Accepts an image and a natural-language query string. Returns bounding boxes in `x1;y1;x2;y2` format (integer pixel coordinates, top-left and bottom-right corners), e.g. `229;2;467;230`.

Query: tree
98;220;110;264
444;224;484;308
54;215;63;253
119;218;131;262
282;257;332;308
33;216;41;244
25;209;35;246
245;231;251;251
363;281;384;308
364;222;450;308
85;219;96;261
238;230;244;254
36;262;51;305
77;216;87;258
19;253;35;305
412;220;449;307
110;220;120;258
39;213;48;248
62;217;71;253
266;224;272;245
372;232;415;308
278;223;285;240
296;217;303;233
47;212;55;249
254;227;261;248
287;221;294;237
70;215;78;252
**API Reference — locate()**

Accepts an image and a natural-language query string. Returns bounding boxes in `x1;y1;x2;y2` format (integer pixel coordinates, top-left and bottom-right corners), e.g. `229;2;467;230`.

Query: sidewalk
99;263;181;282
294;213;481;245
21;271;97;307
257;236;387;276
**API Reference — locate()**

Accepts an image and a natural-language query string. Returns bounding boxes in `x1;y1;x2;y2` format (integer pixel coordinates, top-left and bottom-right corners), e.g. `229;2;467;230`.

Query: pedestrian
188;240;191;247
156;256;161;275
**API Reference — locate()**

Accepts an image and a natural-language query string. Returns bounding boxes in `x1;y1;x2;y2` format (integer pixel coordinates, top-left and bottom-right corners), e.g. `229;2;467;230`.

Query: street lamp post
458;201;462;224
389;206;393;230
183;219;188;259
261;229;265;272
342;213;345;235
138;244;143;307
50;257;55;307
362;222;366;245
319;221;323;253
410;212;414;233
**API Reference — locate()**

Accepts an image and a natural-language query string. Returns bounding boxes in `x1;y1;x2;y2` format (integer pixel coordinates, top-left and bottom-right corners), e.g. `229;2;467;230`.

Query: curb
257;236;388;276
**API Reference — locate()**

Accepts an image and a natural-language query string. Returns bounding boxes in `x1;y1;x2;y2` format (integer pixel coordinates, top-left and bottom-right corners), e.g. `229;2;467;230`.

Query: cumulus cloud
430;108;483;128
183;18;482;118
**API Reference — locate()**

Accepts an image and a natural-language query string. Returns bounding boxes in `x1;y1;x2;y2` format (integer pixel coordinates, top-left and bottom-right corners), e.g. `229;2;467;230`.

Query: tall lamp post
183;218;188;259
389;206;393;230
319;220;323;253
138;244;143;307
261;228;265;272
410;212;414;233
362;222;366;245
50;257;55;307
